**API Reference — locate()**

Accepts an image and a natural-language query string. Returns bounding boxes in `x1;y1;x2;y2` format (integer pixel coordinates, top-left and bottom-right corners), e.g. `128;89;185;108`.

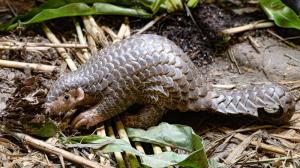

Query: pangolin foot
72;111;102;129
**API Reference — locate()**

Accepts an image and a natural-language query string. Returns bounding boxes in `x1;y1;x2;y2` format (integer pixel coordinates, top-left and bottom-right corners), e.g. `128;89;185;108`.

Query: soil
1;1;300;167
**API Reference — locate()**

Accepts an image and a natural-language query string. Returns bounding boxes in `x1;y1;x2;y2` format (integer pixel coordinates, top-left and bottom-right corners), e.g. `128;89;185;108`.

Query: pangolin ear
75;88;84;101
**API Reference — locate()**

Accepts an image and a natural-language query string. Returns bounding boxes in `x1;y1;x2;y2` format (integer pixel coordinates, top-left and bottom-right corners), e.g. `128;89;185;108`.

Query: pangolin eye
64;95;70;100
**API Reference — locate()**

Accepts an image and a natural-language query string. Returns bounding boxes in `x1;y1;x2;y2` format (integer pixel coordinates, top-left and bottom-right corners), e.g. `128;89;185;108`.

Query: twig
231;132;286;155
136;14;165;35
225;130;261;164
184;3;198;28
152;144;163;154
82;16;98;55
271;134;300;143
284;54;300;64
58;154;65;168
221;21;274;35
239;155;300;165
96;125;111;165
88;16;109;47
247;36;260;53
115;120;140;168
42;24;77;71
0;41;88;49
134;142;145;154
0;59;57;72
101;26;120;43
82;16;109;48
267;30;297;48
12;132;107;168
73;18;90;61
284;36;300;40
228;125;275;134
117;17;130;39
107;124;126;168
6;0;17;17
164;146;172;152
227;48;241;74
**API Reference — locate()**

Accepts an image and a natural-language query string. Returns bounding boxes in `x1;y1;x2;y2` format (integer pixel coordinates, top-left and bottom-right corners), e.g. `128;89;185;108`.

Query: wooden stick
247;36;260;53
267;29;297;48
221;22;274;35
117;17;130;39
73;18;90;60
232;133;287;155
42;24;77;71
0;41;88;50
101;26;120;43
152;144;163;154
82;16;98;55
115;120;140;168
82;16;109;48
134;142;145;154
96;125;111;164
88;16;109;47
240;155;300;165
107;125;126;168
136;14;165;35
0;59;57;72
12;132;107;168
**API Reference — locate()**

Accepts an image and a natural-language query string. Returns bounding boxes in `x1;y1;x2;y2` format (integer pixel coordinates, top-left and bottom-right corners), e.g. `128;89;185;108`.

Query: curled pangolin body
46;34;295;128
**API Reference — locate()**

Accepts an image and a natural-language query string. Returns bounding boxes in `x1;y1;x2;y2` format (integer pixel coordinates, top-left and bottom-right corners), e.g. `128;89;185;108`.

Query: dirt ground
1;1;300;167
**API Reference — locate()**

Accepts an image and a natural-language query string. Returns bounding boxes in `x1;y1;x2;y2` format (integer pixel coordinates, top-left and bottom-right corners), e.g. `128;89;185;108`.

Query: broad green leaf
126;122;202;152
67;123;208;168
0;3;151;31
12;0;140;21
0;0;189;31
260;0;300;30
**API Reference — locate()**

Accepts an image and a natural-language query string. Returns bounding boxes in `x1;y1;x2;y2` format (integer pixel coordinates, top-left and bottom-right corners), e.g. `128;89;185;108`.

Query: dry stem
221;21;274;35
115;120;140;168
0;41;88;50
117;17;130;39
136;14;165;35
74;18;90;60
42;24;77;71
12;132;108;168
101;26;120;43
0;59;57;72
107;125;126;168
82;16;98;55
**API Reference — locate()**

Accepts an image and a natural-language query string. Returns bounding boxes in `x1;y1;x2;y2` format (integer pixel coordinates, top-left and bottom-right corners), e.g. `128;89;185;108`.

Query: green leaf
127;122;201;152
0;2;152;31
164;0;183;13
0;0;190;31
30;119;58;137
150;0;166;14
260;0;300;30
66;123;208;168
127;122;208;167
187;0;200;8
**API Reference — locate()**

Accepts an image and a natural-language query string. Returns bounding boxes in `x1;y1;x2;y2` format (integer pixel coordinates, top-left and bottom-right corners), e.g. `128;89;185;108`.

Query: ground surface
1;0;300;167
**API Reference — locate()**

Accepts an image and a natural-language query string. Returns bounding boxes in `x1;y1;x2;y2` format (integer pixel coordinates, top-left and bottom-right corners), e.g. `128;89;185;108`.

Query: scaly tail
208;85;295;124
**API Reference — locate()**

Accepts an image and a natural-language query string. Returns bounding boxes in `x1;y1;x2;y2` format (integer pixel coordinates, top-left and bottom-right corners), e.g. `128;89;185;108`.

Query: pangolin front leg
121;105;166;129
72;95;133;129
